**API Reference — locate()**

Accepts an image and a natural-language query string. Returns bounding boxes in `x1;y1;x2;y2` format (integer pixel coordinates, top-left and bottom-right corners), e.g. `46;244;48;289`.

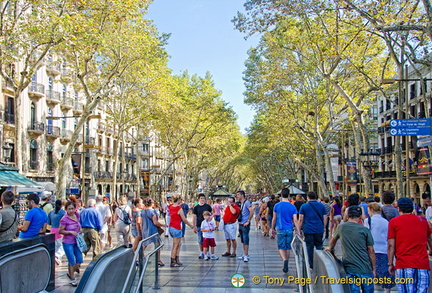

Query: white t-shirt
96;202;112;232
201;219;216;239
425;206;432;224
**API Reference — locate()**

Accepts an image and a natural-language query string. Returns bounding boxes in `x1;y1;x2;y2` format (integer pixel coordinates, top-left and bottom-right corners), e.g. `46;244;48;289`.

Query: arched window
29;139;38;169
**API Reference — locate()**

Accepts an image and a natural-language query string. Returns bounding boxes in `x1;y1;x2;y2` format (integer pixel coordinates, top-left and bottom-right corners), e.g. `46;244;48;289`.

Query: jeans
238;224;250;245
346;273;374;293
304;232;324;269
63;242;83;266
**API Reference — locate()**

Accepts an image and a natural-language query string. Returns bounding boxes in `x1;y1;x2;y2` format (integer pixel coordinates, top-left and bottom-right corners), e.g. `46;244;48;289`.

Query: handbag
75;233;88;252
218;218;224;231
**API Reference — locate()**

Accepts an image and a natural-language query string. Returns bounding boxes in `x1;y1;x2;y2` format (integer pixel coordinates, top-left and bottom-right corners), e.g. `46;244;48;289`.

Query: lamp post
358;150;380;195
3;142;12;163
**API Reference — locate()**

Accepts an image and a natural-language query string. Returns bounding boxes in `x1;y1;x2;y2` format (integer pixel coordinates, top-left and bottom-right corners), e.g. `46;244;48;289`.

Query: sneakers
204;255;209;261
210;254;219;260
198;252;205;259
243;255;249;262
237;255;244;260
283;260;289;273
70;279;78;287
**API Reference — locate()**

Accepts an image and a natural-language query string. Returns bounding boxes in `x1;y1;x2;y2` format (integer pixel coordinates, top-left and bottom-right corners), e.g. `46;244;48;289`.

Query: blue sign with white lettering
390;119;432;128
390;128;432;136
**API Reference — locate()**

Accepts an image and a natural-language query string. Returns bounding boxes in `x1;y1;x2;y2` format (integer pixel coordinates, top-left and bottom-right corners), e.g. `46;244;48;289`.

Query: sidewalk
52;226;299;292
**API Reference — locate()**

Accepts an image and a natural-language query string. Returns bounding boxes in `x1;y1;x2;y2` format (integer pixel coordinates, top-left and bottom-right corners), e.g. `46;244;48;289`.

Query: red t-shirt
169;205;182;230
223;204;240;224
388;214;431;270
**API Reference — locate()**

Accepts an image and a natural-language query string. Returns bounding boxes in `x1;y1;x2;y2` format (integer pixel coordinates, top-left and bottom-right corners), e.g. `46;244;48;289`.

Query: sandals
230;253;236;258
222;252;231;257
170;262;181;267
158;260;165;267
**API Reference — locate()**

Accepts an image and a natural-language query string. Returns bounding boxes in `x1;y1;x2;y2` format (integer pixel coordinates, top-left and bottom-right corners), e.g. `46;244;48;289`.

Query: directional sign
390;118;432;128
390;127;432;136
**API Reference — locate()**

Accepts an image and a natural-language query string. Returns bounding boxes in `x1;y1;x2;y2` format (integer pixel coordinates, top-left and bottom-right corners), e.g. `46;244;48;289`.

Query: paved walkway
52;225;299;292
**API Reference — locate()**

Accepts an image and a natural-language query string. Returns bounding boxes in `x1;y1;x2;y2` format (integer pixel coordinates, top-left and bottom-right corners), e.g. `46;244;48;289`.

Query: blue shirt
359;202;369;218
19;207;48;239
239;200;252;224
47;209;66;228
274;201;297;230
80;207;103;231
299;201;327;233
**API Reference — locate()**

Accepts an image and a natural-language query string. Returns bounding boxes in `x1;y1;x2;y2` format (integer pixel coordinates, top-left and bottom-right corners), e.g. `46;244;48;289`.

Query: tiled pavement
52;225;300;292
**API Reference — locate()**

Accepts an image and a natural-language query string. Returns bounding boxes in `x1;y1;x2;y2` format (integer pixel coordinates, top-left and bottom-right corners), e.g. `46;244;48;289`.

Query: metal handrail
292;233;313;293
121;233;164;293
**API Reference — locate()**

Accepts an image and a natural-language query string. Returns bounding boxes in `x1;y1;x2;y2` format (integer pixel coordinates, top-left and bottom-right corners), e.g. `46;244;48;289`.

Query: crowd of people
1;188;432;292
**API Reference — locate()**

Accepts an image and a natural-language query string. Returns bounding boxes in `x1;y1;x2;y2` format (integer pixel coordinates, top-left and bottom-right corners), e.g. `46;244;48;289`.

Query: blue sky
147;0;259;133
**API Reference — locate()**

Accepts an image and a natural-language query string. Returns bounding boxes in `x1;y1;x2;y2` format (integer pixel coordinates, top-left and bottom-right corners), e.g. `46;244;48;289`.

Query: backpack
119;206;131;225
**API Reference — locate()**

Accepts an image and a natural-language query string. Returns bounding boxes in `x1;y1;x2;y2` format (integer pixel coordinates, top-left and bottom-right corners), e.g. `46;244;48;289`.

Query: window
105;160;109;172
29;139;38;169
5;97;14;124
142;158;149;170
142;143;149;154
62;84;67;100
30;103;36;127
47;143;54;171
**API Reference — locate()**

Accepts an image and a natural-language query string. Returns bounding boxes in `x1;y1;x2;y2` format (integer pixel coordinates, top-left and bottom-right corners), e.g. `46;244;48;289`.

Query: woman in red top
168;195;195;267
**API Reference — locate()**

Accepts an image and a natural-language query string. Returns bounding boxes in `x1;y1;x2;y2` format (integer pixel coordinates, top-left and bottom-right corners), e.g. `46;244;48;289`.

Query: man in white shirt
96;195;112;251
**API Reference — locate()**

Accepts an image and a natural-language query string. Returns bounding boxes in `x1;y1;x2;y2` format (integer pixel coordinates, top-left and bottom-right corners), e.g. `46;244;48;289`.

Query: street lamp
3;142;12;163
358;150;380;194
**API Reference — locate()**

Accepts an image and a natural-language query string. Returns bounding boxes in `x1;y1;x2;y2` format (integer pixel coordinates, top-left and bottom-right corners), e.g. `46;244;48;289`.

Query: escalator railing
292;233;313;293
75;233;163;293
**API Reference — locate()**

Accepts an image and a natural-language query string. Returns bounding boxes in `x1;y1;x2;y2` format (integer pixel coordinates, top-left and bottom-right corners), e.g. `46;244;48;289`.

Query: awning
277;185;306;195
0;171;42;188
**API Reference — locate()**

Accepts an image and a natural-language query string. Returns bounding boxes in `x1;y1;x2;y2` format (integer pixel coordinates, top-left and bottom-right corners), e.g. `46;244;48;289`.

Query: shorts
277;229;293;250
346;272;374;293
333;215;342;221
396;268;430;293
238;224;250;245
100;224;108;243
202;237;216;248
169;227;182;238
214;215;221;222
224;222;237;240
63;242;83;266
197;227;203;245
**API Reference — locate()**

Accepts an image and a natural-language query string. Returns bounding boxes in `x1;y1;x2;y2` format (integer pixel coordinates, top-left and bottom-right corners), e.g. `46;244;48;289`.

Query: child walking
201;211;219;260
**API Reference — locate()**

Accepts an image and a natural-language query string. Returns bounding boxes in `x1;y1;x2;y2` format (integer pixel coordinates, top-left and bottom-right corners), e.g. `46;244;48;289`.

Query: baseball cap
41;191;51;199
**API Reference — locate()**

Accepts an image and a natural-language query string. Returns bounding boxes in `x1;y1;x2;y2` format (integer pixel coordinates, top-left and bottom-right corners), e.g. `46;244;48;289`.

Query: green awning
0;171;41;187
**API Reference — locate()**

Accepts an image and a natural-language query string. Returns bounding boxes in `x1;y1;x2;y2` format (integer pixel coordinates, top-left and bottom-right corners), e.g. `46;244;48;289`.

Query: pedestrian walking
388;197;432;293
327;206;376;293
48;199;66;265
95;195;112;251
270;187;301;273
298;191;328;269
80;199;103;260
59;200;82;287
114;195;132;246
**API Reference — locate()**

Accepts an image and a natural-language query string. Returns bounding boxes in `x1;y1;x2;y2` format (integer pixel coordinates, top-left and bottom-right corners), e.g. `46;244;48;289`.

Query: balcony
98;148;107;155
28;82;45;100
45;125;61;138
73;101;83;114
379;106;384;114
84;136;95;146
97;124;106;133
60;129;72;144
3;112;14;125
45;90;61;104
46;63;61;76
93;171;113;179
2;80;14;95
125;152;136;160
373;171;397;178
107;148;113;156
60;96;73;110
29;160;39;170
27;122;45;135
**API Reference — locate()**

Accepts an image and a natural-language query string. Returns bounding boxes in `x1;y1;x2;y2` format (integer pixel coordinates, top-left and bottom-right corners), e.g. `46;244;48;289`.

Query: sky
146;0;259;133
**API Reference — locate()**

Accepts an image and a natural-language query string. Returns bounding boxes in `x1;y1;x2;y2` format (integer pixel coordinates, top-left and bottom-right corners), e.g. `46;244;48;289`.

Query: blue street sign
418;135;432;147
390;118;432;128
390;127;432;136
